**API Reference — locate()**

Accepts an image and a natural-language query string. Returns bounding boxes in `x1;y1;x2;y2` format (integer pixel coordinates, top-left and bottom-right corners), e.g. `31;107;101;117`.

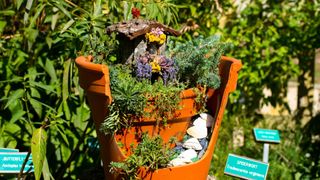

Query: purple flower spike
135;54;152;81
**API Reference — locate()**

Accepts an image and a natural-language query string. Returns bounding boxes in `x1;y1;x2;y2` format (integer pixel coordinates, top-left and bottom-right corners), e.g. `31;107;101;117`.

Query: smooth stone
168;157;192;167
173;144;185;153
187;126;207;139
198;138;209;159
183;138;202;150
177;149;197;160
193;117;207;128
191;156;199;162
199;113;214;127
199;138;208;149
198;149;206;159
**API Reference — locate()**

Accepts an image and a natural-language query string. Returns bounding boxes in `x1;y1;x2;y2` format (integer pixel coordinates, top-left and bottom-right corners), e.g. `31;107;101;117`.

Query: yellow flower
160;34;166;40
149;35;154;42
145;32;166;45
150;61;161;73
154;36;160;42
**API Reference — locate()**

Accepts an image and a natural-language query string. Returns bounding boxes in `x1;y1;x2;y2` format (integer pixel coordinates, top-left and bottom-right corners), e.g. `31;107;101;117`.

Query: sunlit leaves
61;19;75;34
31;127;47;180
42;157;54;180
24;0;34;24
0;0;95;179
4;89;24;109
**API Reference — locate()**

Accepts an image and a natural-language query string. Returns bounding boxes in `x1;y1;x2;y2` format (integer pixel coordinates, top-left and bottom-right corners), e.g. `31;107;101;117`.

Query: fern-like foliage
170;35;232;89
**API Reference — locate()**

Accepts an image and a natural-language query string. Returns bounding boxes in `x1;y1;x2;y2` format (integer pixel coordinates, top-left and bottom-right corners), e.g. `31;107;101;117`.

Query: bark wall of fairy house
116;35;149;64
106;19;181;65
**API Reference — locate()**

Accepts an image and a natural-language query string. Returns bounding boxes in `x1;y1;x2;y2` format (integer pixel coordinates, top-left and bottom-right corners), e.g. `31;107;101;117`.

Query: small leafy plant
109;133;176;179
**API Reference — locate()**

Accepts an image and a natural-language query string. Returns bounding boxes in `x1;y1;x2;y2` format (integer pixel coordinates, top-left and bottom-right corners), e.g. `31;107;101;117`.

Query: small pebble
168;157;192;167
178;149;197;160
173;144;185;153
199;138;208;149
191;157;199;162
197;138;208;159
193;117;207;128
187;126;207;139
199;113;214;127
183;138;202;150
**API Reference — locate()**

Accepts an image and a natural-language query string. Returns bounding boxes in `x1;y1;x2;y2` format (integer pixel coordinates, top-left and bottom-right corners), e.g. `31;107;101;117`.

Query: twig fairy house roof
106;19;181;64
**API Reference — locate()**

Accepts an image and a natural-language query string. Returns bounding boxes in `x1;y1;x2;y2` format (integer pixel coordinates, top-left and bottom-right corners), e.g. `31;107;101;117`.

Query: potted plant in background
75;8;242;180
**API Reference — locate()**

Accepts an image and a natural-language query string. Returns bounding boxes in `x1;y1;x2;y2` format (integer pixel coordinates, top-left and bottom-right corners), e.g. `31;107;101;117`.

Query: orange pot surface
75;55;242;180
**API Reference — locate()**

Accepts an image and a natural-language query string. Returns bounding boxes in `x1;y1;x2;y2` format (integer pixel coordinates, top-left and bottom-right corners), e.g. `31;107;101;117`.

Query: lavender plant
134;52;178;85
135;53;153;81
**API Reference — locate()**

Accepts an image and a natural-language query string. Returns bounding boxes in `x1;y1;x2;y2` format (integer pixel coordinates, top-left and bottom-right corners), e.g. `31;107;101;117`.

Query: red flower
131;7;140;18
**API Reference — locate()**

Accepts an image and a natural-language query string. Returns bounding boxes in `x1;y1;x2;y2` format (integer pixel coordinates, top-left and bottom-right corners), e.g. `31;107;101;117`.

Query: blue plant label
0;148;19;153
253;128;281;143
0;152;34;173
224;154;269;180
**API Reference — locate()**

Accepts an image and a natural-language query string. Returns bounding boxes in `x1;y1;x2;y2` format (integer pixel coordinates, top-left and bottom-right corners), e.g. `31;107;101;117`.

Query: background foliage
0;0;319;179
0;0;102;179
175;0;320;179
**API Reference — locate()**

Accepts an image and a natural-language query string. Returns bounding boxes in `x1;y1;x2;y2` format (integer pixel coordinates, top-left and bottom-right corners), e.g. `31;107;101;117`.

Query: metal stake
263;143;269;163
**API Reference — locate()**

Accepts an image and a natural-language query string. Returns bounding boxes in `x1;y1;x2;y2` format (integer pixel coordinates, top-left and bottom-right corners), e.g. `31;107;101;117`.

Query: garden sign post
0;149;33;174
0;148;19;153
253;128;281;163
224;154;269;180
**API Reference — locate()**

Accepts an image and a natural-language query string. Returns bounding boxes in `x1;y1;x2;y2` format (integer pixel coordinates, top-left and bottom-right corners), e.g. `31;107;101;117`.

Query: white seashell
200;113;214;127
183;138;203;150
168;157;192;167
187;126;207;139
193;117;206;128
177;149;197;160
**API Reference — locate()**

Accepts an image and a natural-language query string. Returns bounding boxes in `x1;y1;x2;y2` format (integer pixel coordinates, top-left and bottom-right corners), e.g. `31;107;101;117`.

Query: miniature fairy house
106;19;181;65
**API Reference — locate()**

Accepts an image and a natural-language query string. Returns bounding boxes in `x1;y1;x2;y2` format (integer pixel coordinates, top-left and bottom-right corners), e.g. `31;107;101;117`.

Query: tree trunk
296;50;315;125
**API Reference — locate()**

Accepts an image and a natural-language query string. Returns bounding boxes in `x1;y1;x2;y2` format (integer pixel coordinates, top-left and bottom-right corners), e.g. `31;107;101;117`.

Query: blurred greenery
0;0;319;179
211;113;320;179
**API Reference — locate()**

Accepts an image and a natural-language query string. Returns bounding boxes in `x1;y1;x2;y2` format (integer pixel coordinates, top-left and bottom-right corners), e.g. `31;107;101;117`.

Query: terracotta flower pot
75;56;242;180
